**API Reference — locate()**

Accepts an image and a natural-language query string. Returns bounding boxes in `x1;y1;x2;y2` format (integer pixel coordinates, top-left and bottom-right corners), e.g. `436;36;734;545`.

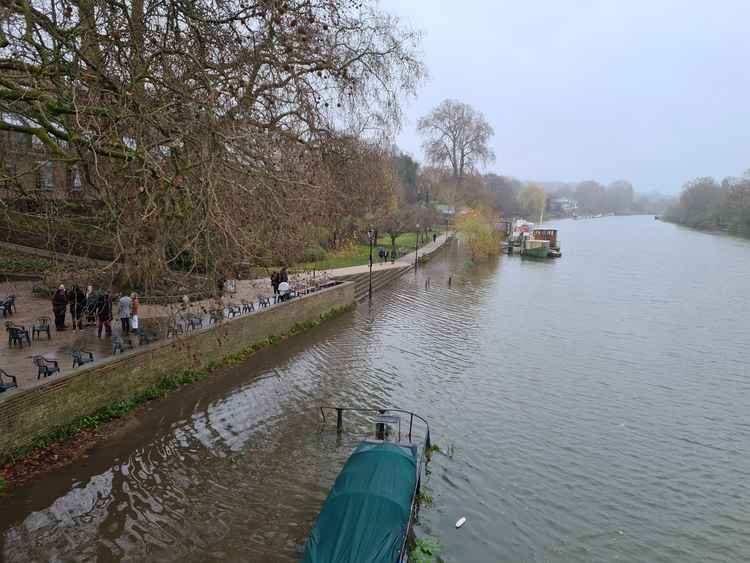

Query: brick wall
0;282;354;460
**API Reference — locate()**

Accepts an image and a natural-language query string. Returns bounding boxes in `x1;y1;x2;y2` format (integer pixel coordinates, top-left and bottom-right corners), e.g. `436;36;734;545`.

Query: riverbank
302;229;448;270
659;215;746;237
0;304;354;493
0;282;355;491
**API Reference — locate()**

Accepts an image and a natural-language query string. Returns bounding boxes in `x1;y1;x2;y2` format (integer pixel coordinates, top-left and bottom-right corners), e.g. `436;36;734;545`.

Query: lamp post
414;223;420;270
367;227;374;300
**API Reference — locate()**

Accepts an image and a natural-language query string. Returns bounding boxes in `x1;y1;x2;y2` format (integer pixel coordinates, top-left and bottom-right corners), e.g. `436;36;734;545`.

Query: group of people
270;267;290;301
52;284;92;331
51;285;140;338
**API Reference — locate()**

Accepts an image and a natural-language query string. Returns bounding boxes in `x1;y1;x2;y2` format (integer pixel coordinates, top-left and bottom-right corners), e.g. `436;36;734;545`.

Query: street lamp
414;223;420;270
367;227;374;300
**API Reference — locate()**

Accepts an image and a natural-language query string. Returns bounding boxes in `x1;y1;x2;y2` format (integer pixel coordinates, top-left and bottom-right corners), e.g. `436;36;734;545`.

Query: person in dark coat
52;285;68;330
84;285;96;324
69;284;86;331
96;290;113;337
271;271;280;295
279;267;288;283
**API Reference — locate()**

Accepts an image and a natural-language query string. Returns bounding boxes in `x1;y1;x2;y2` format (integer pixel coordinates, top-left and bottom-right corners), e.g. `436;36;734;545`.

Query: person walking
84;284;96;325
279;267;288;283
69;284;86;331
433;233;437;244
378;247;386;264
52;285;68;330
96;291;113;338
118;293;132;336
271;270;280;296
131;293;140;332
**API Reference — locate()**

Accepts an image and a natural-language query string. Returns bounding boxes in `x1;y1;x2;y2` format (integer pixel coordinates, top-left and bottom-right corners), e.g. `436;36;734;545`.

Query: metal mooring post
376;409;386;440
336;408;343;432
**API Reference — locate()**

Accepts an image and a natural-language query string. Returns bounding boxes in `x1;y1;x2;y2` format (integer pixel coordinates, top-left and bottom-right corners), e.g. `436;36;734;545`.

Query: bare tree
417;99;495;186
379;205;414;260
0;0;424;289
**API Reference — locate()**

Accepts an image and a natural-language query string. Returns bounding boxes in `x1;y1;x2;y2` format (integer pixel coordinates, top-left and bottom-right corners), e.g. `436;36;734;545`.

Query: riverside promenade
322;231;452;278
0;232;452;394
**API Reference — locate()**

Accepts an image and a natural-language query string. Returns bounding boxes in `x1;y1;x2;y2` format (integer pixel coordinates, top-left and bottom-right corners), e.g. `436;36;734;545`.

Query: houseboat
521;237;550;258
531;227;561;257
515;227;561;258
301;407;431;563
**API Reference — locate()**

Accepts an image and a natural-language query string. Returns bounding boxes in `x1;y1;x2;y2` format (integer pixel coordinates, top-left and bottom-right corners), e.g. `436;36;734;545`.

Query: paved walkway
323;232;453;278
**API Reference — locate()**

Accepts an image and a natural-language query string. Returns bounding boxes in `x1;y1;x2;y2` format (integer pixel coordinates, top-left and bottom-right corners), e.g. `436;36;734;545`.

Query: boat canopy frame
319;406;432;452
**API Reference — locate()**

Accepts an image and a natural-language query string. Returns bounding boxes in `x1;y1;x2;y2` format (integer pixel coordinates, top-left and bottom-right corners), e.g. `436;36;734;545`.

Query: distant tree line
664;173;750;236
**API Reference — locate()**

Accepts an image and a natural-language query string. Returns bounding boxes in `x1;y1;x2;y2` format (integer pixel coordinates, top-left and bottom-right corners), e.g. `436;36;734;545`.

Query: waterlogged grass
410;537;442;563
416;491;434;508
1;303;354;468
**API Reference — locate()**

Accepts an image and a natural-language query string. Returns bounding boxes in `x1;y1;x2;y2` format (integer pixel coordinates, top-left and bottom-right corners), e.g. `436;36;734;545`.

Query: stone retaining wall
0;281;354;461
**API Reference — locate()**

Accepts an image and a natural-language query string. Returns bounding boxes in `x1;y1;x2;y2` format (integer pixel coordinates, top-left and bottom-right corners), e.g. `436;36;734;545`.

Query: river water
2;215;750;562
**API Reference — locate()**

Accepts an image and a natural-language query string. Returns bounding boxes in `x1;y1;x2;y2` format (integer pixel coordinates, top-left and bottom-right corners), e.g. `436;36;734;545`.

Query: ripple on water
2;218;750;562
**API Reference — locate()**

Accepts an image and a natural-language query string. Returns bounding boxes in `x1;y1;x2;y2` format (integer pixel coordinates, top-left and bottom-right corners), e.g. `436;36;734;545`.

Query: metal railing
319;405;431;451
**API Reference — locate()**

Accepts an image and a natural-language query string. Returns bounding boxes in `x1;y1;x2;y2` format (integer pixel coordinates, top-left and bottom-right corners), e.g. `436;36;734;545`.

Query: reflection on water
2;216;750;562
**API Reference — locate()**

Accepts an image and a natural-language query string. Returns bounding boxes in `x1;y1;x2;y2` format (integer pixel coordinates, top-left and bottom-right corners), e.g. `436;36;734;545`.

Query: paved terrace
0;274;328;394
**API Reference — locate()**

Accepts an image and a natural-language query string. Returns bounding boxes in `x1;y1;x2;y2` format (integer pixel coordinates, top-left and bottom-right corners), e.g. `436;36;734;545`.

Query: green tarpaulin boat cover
302;441;418;563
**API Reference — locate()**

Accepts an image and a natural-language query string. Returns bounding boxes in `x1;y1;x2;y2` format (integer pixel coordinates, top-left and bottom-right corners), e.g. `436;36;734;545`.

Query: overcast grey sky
381;0;750;193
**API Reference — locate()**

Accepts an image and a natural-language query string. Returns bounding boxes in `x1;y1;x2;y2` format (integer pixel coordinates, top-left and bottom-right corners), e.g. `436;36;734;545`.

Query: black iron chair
258;296;271;309
136;327;157;346
207;309;223;325
71;349;94;368
166;321;185;338
0;369;18;393
8;326;30;348
241;300;255;314
32;316;52;340
33;356;60;379
1;298;12;317
186;314;204;331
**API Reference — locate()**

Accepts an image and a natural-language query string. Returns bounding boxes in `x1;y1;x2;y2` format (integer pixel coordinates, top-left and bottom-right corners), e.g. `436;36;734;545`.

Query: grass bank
0;303;354;492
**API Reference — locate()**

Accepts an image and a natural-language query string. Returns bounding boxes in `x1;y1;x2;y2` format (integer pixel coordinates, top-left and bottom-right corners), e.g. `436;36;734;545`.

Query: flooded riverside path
2;215;750;562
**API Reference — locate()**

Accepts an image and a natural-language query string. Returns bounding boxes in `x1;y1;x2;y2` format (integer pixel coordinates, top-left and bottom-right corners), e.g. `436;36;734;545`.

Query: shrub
303;245;328;263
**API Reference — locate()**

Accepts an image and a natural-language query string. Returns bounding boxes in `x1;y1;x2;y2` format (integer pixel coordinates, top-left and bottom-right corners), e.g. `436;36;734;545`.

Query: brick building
0;130;92;203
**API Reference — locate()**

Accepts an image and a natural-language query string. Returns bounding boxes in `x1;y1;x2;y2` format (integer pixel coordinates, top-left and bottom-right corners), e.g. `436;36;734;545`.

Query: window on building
37;161;54;191
69;165;82;192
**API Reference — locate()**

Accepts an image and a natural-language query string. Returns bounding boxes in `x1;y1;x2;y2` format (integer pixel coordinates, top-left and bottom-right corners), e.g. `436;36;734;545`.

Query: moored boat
531;227;561;257
521;237;550;258
301;407;431;563
518;227;562;258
